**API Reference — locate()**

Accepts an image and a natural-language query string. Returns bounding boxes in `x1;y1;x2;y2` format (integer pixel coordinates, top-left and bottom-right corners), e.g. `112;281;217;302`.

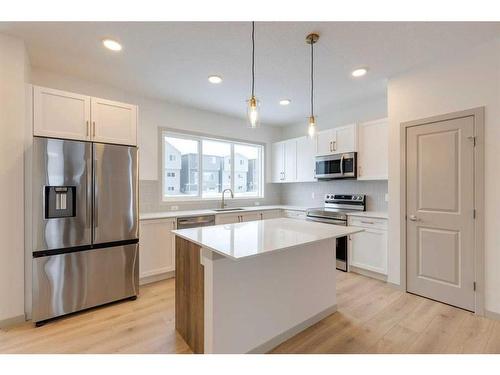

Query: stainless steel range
306;194;366;271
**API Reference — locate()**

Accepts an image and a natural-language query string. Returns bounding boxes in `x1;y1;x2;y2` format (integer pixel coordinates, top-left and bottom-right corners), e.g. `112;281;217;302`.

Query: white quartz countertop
172;217;363;260
139;205;308;220
346;211;388;219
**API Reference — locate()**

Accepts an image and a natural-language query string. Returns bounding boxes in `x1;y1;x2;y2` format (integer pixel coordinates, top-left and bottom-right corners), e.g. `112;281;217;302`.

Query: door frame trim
399;107;485;315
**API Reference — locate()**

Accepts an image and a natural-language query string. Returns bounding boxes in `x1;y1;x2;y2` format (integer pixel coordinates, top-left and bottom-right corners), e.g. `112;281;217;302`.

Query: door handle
408;215;419;221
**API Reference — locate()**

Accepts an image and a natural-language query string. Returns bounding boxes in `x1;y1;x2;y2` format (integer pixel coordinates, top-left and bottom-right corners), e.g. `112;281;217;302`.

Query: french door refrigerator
31;137;139;325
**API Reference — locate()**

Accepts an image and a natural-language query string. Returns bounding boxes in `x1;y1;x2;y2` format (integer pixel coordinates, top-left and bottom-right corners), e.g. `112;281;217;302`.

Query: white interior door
406;115;475;311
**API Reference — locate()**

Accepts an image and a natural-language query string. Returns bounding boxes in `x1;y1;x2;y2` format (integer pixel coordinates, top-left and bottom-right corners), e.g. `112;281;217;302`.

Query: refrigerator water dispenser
44;186;76;218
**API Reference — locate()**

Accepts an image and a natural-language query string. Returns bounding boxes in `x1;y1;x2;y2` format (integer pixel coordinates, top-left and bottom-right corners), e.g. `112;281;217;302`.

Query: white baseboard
0;314;25;329
247;304;337;354
485;309;500;321
139;270;175;285
349;266;388;282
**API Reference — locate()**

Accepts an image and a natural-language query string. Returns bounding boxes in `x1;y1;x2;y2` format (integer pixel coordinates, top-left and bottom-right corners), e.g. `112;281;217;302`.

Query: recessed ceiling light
102;39;122;52
208;75;223;84
351;67;368;77
279;99;291;106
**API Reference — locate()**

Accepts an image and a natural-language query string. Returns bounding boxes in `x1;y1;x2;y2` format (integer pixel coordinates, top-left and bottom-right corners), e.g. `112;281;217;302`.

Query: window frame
160;129;265;202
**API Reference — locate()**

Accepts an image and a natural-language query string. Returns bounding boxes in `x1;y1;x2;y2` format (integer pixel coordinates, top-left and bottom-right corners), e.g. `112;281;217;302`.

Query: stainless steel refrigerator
31;137;139;325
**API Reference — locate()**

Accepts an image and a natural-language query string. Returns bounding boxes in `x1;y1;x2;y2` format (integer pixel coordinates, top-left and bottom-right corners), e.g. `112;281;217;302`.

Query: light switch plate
171;205;179;211
254;202;260;206
311;192;315;200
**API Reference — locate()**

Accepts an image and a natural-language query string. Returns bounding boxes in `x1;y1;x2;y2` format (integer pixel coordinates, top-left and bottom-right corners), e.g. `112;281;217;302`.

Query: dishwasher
176;215;216;229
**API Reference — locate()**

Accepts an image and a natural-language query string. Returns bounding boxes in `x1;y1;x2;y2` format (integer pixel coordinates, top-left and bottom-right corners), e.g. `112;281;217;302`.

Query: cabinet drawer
348;216;387;230
283;210;306;220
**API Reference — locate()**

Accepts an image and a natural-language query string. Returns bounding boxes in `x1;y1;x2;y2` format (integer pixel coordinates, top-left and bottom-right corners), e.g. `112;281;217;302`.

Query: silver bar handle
93;149;98;229
178;219;213;226
340;154;345;175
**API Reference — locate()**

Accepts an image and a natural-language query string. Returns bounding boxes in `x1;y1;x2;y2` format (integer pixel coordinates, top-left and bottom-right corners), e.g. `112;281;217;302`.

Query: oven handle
306;216;347;226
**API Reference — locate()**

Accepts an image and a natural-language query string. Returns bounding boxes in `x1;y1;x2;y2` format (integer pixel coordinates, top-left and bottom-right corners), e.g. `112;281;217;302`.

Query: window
162;131;264;200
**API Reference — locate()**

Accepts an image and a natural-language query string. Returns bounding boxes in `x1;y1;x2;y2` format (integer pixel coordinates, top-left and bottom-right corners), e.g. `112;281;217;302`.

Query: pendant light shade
306;33;319;137
247;21;260;128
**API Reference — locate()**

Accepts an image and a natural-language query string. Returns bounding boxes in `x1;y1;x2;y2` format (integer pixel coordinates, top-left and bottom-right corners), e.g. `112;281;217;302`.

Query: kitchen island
172;217;363;354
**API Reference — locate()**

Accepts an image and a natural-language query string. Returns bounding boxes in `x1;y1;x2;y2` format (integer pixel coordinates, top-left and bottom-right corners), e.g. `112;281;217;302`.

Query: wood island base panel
175;236;204;354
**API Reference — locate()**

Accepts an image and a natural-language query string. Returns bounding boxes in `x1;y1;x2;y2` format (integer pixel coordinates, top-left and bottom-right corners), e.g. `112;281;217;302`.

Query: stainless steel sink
212;208;245;212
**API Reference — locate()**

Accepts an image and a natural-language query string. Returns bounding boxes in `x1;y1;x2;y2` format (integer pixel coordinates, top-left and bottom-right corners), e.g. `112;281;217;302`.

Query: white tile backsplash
140;180;282;213
280;179;388;211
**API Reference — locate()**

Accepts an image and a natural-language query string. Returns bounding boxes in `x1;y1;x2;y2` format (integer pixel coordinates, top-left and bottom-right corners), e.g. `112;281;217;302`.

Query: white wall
387;37;500;313
30;69;284;211
0;34;29;323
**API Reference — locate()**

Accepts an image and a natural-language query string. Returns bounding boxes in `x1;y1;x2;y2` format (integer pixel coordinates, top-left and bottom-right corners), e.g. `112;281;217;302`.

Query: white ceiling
1;22;500;125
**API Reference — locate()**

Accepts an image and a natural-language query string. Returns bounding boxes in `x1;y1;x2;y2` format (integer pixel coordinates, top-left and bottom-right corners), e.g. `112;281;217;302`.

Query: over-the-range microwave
315;152;357;180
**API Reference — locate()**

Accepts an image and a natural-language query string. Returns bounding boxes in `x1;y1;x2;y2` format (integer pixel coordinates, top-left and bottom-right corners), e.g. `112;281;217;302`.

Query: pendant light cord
310;39;314;117
251;21;255;98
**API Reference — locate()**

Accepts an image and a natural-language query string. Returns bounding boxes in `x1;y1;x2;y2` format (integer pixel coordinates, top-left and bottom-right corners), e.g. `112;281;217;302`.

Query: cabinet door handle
360;220;375;225
333;141;336;151
329;141;332;152
86;121;89;137
92;121;96;137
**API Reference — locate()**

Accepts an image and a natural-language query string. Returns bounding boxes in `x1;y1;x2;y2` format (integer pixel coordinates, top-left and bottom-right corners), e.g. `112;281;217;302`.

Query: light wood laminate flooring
1;271;499;354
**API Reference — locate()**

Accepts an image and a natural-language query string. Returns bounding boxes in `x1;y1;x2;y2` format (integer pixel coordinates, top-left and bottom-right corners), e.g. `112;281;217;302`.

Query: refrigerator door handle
93;149;98;230
87;156;92;229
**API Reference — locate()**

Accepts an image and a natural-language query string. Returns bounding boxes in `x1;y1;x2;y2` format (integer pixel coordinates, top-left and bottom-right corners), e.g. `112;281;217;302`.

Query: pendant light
306;33;319;137
247;21;260;128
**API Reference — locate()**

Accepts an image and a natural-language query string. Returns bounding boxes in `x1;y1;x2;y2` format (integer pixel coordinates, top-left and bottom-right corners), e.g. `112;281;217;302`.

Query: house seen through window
162;132;264;200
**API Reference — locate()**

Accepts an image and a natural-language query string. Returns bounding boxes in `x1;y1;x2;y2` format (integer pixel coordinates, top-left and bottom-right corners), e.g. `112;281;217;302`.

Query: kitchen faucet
221;188;234;209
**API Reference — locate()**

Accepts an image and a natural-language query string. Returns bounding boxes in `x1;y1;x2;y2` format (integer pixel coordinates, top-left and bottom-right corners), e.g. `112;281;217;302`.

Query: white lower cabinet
261;209;282;220
139;218;176;281
348;216;388;276
282;210;306;220
216;209;282;224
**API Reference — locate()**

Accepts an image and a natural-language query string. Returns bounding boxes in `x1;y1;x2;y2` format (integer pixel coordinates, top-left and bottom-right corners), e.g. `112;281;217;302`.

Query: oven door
315;152;357;179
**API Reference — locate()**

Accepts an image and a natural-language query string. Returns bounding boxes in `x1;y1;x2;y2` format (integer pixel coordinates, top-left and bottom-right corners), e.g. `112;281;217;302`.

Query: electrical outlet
311;192;315;200
171;205;179;211
254;201;260;206
385;193;389;202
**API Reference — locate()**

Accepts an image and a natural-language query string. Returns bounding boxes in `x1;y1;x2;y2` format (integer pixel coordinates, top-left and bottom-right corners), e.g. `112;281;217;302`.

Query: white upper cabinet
334;124;357;154
296;136;316;182
91;97;138;146
283;138;297;182
33;86;91;141
357;118;388;180
33;86;138;146
316;129;335;156
272;139;297;183
272;141;286;183
316;124;357;156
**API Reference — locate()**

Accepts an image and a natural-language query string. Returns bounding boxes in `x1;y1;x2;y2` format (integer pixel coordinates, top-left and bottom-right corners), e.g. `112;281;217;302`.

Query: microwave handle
340;154;344;175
